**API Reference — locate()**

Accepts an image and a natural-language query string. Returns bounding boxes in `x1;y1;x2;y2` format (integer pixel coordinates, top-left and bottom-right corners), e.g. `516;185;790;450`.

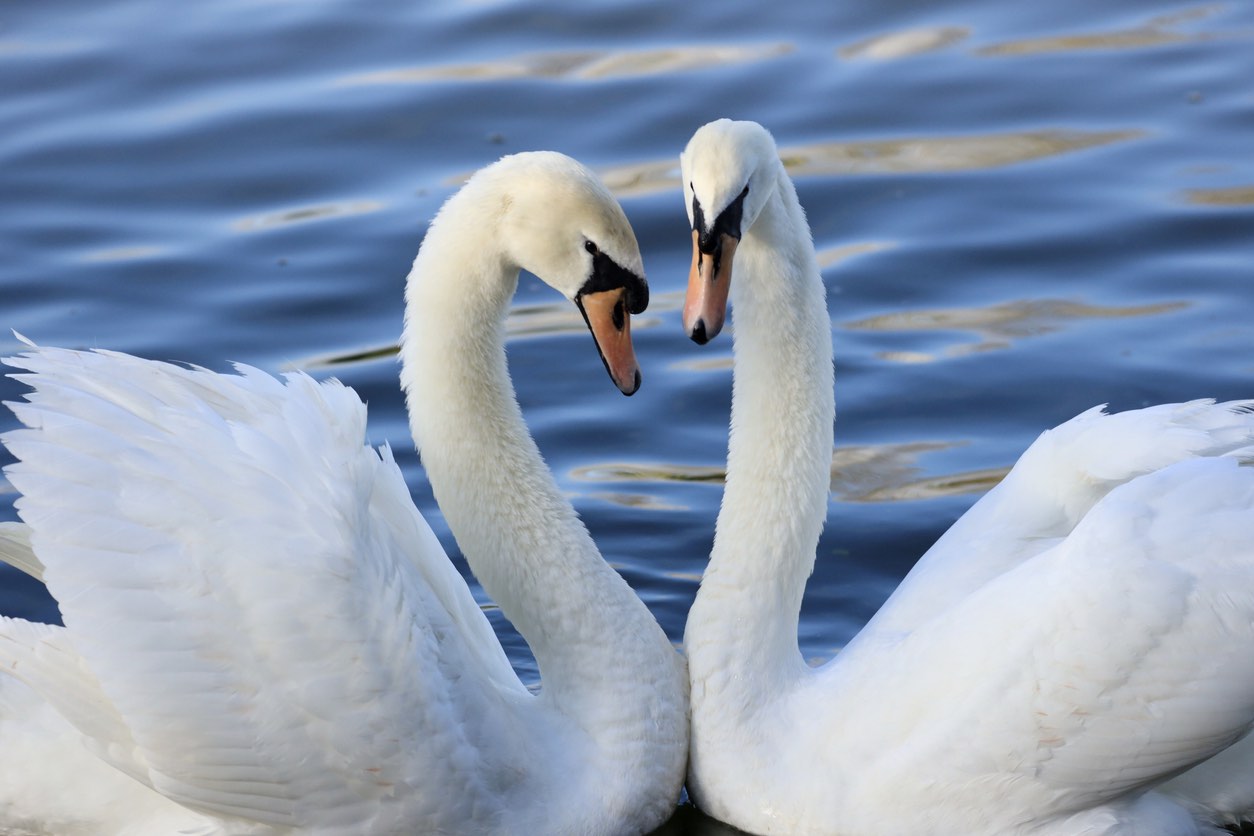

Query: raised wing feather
838;457;1254;820
858;400;1254;650
2;345;526;830
0;521;41;580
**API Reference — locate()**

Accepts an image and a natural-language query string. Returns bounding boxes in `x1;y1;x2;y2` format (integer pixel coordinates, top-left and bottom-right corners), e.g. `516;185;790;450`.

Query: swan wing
857;400;1254;648
833;457;1254;817
1;344;527;828
0;521;41;580
0;659;220;835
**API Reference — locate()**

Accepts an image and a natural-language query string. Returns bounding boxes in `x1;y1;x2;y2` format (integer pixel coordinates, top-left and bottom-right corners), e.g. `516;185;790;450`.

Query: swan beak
577;287;642;396
683;229;737;345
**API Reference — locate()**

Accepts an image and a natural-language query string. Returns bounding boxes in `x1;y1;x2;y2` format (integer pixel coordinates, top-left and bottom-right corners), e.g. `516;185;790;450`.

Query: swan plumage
0;521;39;580
0;151;687;835
679;118;1254;836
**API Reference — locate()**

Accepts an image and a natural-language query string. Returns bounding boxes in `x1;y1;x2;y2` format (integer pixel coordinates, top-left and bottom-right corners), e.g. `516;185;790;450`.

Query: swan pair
1;120;1252;836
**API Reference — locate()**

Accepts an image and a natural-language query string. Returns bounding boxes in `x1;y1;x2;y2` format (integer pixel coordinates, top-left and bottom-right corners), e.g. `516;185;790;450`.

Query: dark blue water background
2;0;1253;831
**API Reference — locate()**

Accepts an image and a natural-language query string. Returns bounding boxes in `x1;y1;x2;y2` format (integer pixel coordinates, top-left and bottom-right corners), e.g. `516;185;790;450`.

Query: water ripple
571;441;1007;505
817;241;897;270
592;129;1144;198
335;43;792;87
232;200;385;233
977;4;1241;56
1183;185;1254;207
81;245;165;263
839;27;971;61
846;297;1189;362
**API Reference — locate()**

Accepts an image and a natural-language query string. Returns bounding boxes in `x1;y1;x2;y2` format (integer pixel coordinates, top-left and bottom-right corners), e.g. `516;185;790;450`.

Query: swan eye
584;240;599;256
740;185;749;198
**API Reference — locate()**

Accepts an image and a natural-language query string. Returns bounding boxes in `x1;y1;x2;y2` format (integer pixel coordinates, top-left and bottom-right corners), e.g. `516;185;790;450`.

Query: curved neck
398;182;671;719
687;166;834;687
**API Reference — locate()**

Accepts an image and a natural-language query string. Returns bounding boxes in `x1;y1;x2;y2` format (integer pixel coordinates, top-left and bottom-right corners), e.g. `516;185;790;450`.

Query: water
2;0;1253;831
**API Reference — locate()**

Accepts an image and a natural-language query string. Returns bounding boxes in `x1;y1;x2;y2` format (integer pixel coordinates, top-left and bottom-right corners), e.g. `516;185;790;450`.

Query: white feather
0;523;40;581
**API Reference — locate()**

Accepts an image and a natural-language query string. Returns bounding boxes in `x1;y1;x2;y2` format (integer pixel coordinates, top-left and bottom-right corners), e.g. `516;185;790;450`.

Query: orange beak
577;287;641;396
682;228;737;345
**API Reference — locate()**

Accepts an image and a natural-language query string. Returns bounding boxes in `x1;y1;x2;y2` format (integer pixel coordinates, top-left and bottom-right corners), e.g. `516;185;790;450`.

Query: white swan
678;118;1254;836
0;151;688;835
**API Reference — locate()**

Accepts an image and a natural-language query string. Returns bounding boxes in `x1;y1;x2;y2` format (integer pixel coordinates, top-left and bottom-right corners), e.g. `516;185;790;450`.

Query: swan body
0;151;687;835
679;119;1254;836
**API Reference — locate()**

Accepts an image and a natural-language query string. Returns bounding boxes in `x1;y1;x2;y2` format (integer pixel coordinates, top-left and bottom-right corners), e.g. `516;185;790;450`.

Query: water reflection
587;491;687;512
839;26;970;61
1183;185;1254;206
817;240;896;270
82;245;164;263
232;200;384;233
977;4;1234;56
671;355;733;373
846;297;1189;362
831;443;1007;502
574;462;724;486
571;440;1006;505
336;43;792;86
775;130;1144;178
592;129;1144;198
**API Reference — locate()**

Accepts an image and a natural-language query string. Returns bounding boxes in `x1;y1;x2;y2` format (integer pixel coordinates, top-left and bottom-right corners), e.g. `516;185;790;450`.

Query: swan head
678;119;779;344
489;152;650;395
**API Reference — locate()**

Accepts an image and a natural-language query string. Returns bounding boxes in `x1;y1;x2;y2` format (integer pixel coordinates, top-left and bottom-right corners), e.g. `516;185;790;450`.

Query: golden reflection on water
232;200;384;233
977;4;1231;56
81;245;164;263
839;26;971;61
589;129;1144;199
846;297;1189;362
778;130;1144;177
335;43;792;87
587;492;687;512
816;240;896;270
671;355;733;373
571;440;1008;507
1183;185;1254;206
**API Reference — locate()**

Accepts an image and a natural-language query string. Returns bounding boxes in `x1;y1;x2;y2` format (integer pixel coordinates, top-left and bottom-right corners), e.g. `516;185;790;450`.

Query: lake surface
2;0;1252;832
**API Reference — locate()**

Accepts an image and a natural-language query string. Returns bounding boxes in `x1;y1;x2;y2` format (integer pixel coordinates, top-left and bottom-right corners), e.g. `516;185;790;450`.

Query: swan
0;150;688;835
678;118;1254;836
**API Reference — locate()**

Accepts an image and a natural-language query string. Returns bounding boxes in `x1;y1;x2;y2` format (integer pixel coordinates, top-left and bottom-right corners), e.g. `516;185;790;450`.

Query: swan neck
689;165;834;679
397;181;676;720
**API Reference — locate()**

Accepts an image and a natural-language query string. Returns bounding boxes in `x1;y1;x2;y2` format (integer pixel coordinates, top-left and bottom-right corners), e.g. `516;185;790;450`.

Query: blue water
2;0;1253;831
